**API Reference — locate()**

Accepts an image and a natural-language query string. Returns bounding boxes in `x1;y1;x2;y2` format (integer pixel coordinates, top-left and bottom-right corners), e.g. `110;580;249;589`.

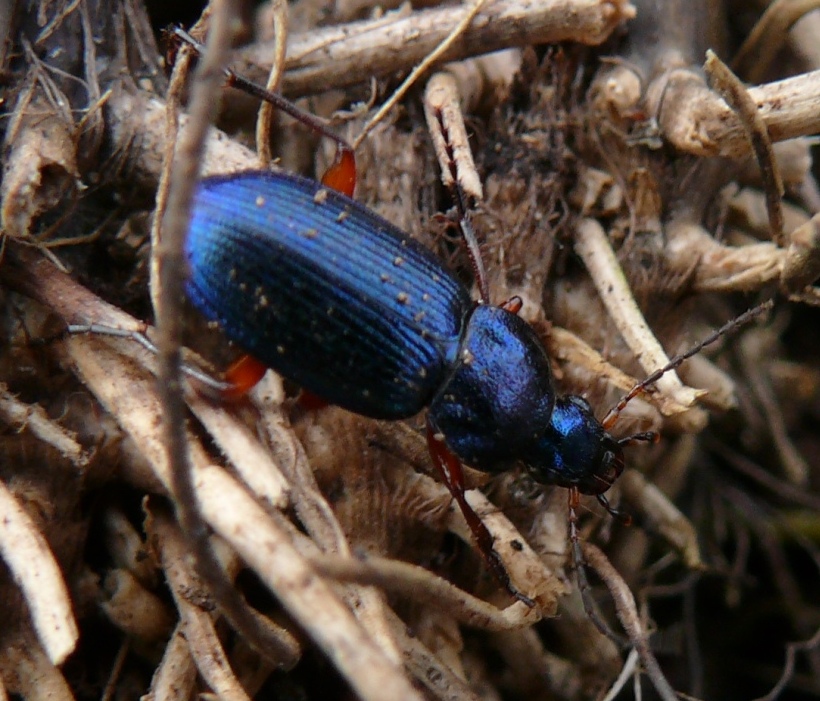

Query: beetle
184;168;649;604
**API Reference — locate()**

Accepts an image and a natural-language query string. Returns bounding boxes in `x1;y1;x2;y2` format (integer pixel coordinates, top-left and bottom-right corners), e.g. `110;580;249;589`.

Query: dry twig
238;0;637;97
0;480;78;666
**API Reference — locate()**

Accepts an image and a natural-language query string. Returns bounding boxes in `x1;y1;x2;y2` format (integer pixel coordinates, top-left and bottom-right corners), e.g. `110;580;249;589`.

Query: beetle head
524;395;625;496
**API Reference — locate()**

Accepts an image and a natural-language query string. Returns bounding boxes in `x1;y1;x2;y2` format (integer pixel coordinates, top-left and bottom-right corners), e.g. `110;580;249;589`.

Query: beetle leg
595;492;633;526
499;296;523;314
568;487;628;646
320;147;357;198
221;354;268;399
426;423;535;607
61;323;262;399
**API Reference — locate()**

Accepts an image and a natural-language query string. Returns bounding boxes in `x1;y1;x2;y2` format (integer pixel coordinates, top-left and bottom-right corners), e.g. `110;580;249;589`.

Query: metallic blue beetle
186;171;625;494
185;170;626;599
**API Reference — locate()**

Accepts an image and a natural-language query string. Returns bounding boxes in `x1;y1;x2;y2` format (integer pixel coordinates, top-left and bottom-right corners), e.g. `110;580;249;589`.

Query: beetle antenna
595;492;632;526
456;210;491;305
602;299;773;430
168;26;356;189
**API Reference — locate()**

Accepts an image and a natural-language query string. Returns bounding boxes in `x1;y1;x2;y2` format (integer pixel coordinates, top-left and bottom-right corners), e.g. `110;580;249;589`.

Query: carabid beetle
185;168;640;604
186;171;628;488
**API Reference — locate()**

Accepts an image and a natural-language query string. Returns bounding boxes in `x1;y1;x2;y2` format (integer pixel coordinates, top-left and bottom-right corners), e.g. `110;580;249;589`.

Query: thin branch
658;67;820;158
351;0;488;150
0;480;78;665
705;50;785;247
156;0;298;670
752;625;820;701
574;218;702;409
237;0;637;97
150;503;253;701
582;542;678;701
732;0;820;83
143;625;197;701
255;0;288;164
0;384;88;468
309;553;540;631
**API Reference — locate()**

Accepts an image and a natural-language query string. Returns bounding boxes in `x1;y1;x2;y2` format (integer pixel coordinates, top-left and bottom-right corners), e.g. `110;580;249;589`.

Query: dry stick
660;67;820;158
238;0;636;98
574;217;701;410
258;411;350;554
567;491;628;647
601;648;640;701
275;511;482;696
196;471;426;701
105;88;259;191
581;542;678;701
187;394;290;511
32;0;82;46
424;70;489;301
257;412;406;667
705;50;786;248
548;327;687;417
99;640;130;701
78;0;104;161
102;3;632;193
0;479;78;666
155;0;296;669
665;220;782;294
618;470;703;569
601;301;774;430
350;0;488;150
50;323;421;700
732;0;820;84
308;554;539;631
150;504;253;701
423;53;520;200
0;383;88;467
782;211;820;294
255;0;288;164
149;16;195;316
1;632;75;701
753;625;820;701
60;330;293;511
424;70;483;200
143;625;198;701
459;489;563;613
